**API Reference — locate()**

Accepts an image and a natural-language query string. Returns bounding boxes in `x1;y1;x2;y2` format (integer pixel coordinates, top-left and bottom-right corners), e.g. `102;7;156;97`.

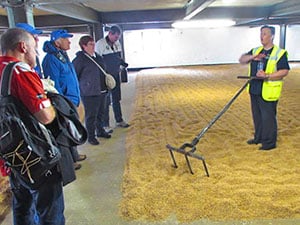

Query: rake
166;76;262;176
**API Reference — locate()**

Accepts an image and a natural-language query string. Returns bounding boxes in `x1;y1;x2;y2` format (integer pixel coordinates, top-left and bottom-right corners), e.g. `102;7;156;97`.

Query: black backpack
0;62;61;189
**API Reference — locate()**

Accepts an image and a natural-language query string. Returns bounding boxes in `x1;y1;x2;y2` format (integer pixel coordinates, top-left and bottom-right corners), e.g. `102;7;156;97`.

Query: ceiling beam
33;2;99;23
192;6;271;20
34;15;91;29
101;8;185;24
184;0;216;20
271;0;300;17
120;22;174;31
236;17;300;27
31;0;82;4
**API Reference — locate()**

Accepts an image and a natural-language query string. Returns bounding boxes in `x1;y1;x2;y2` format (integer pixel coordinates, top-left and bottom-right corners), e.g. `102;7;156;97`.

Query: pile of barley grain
120;64;300;222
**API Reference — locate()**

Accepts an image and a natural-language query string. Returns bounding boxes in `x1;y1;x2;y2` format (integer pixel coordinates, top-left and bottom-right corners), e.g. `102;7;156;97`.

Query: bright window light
172;19;236;29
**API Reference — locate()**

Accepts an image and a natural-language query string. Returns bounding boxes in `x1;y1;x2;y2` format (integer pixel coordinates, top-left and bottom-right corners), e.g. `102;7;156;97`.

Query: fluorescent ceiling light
172;19;236;29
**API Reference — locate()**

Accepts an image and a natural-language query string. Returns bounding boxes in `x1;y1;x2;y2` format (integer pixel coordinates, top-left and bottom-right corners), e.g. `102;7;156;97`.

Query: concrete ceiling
0;0;300;32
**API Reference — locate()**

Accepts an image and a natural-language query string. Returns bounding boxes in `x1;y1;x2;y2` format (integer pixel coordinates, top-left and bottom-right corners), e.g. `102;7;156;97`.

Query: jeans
111;87;124;123
101;93;110;127
10;170;65;225
103;91;125;125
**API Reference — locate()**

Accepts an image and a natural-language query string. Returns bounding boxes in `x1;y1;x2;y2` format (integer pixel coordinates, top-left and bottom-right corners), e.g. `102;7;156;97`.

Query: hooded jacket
42;41;80;106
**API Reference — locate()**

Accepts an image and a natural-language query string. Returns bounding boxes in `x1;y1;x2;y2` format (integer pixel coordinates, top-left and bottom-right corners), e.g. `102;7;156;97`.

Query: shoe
88;138;99;145
88;139;99;145
74;163;81;170
116;121;130;128
259;145;276;151
247;139;260;145
77;154;87;161
97;132;111;139
103;127;113;134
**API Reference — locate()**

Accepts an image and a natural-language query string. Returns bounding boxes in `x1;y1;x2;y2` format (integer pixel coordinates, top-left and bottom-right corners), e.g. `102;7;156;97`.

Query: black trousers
81;94;107;140
250;94;278;148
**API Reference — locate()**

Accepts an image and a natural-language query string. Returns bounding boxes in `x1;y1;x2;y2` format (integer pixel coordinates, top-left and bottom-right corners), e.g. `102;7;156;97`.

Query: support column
5;0;35;27
94;23;104;42
279;24;287;49
119;25;126;60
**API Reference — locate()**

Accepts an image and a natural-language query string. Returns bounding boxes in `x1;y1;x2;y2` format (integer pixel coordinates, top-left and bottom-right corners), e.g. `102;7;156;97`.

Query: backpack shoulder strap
0;62;19;97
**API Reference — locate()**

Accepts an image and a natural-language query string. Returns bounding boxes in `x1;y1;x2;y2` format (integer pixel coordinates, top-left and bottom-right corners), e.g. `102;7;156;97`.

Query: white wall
123;26;298;68
37;26;300;69
286;25;300;61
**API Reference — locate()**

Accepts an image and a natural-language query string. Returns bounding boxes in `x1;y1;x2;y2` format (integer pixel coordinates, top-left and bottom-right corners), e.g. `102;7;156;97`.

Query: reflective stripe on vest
248;45;286;101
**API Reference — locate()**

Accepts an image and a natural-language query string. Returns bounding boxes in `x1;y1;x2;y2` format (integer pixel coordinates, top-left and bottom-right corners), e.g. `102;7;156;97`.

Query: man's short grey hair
1;28;31;54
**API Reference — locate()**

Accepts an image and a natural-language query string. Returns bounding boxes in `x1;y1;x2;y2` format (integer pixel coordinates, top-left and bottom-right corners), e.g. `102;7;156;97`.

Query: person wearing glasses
73;35;112;145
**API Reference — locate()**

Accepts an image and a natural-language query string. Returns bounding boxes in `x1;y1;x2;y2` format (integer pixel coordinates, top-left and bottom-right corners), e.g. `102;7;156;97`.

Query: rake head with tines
166;141;209;176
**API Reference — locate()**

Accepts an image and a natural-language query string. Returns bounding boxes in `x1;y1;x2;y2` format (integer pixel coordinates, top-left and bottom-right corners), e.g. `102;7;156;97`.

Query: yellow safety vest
248;45;287;101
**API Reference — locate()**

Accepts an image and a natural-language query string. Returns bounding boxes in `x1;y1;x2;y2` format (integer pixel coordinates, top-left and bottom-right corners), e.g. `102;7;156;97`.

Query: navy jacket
72;51;108;96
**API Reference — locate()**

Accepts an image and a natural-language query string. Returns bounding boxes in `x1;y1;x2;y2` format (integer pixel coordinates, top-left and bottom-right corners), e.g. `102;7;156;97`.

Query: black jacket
72;51;108;96
47;92;87;186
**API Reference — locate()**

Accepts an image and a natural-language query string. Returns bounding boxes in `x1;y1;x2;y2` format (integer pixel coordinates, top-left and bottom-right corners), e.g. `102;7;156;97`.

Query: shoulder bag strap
0;62;19;97
83;52;108;75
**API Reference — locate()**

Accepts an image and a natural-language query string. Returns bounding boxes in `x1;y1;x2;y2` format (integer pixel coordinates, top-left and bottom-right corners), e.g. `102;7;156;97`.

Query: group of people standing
73;25;130;146
0;23;129;225
42;25;130;148
0;22;290;225
21;24;130;171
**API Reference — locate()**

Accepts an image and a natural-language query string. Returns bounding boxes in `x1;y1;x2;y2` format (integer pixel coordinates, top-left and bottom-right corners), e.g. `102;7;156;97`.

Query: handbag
84;53;116;90
0;62;61;189
120;67;128;83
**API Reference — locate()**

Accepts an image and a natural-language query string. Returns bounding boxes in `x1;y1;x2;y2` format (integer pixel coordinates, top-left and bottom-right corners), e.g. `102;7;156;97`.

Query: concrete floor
2;71;300;225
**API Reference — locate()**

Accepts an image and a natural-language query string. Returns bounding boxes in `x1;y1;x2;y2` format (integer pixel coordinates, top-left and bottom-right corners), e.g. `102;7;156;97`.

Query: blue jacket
42;41;80;106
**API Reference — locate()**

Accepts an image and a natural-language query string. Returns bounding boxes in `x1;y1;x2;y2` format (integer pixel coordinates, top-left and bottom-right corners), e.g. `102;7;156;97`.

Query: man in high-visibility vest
239;25;290;150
